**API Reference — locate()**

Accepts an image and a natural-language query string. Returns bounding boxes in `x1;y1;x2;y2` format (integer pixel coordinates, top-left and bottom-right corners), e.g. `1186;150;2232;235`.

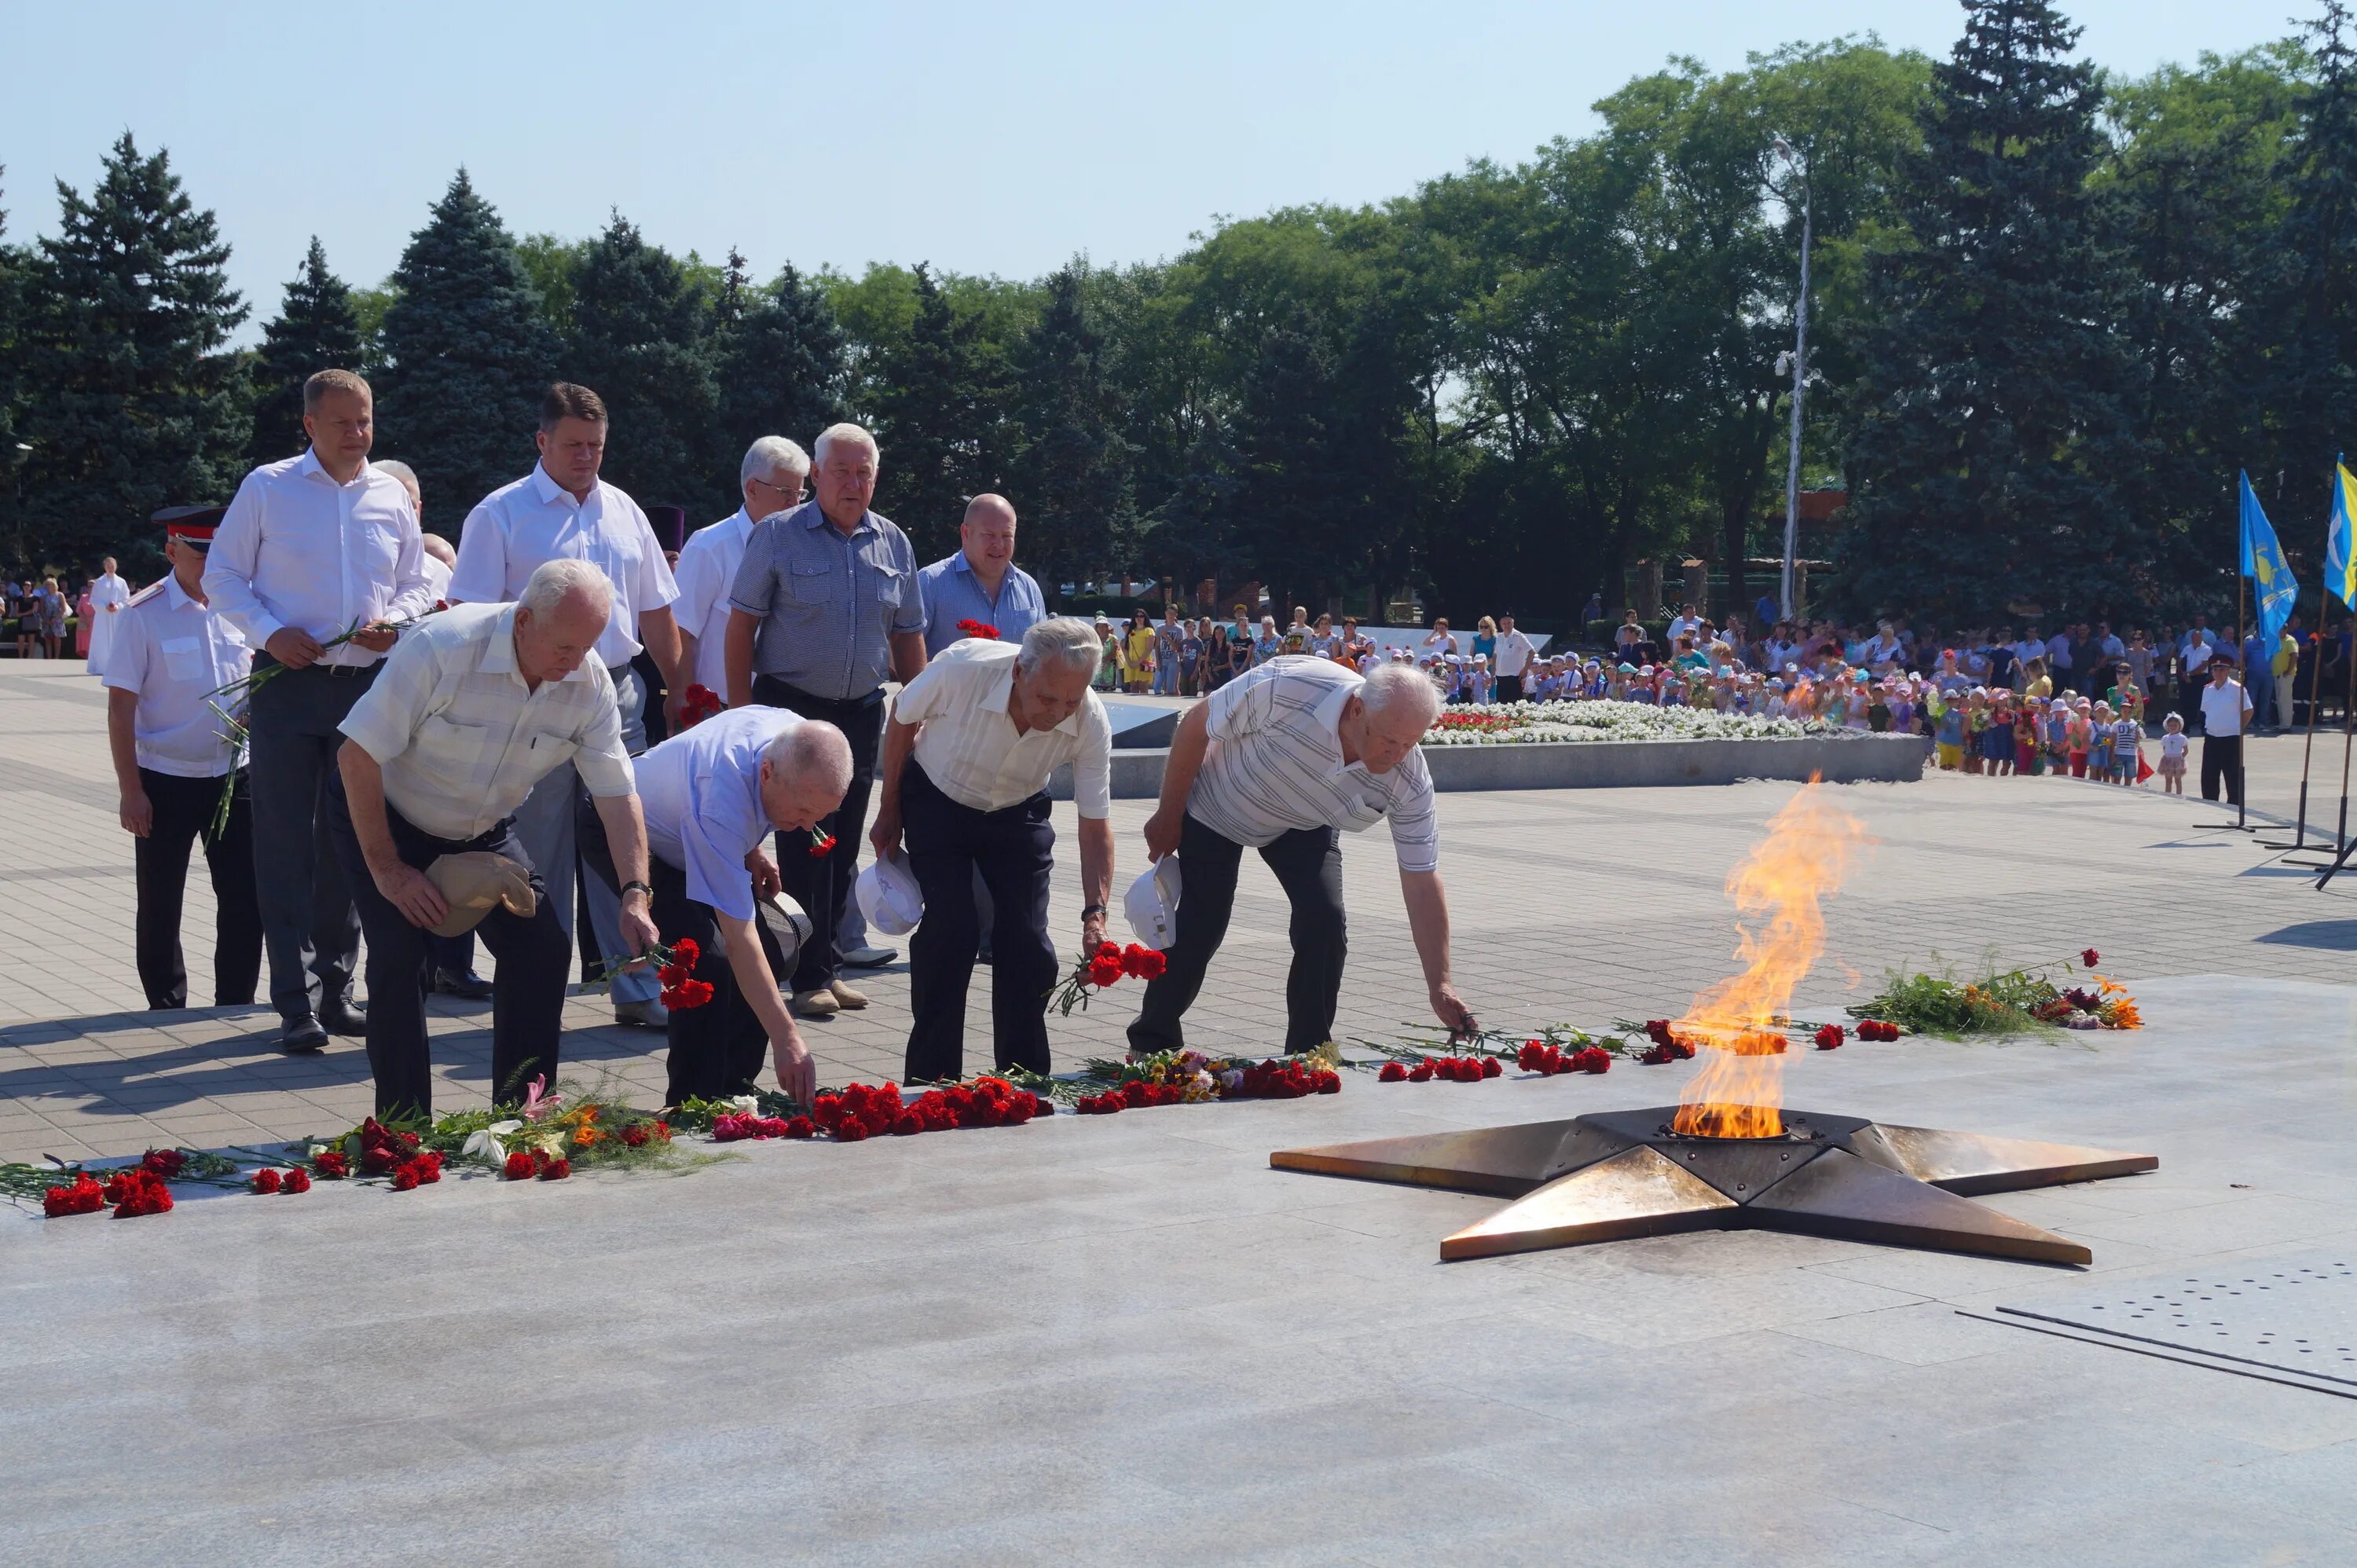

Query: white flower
727;1094;761;1116
461;1129;508;1165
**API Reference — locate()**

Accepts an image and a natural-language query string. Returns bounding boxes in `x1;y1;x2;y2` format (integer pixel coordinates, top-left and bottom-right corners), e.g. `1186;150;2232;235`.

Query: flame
1672;779;1868;1138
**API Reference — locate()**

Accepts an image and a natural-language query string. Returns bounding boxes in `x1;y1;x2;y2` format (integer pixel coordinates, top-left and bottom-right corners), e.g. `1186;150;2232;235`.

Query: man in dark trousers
2198;654;2254;805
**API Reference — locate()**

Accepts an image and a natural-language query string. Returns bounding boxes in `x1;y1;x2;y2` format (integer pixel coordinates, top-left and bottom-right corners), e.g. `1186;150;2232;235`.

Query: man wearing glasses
673;437;811;719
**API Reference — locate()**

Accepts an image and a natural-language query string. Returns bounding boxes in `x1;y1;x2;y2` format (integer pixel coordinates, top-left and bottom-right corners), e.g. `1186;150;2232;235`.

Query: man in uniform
104;508;262;1011
86;555;133;677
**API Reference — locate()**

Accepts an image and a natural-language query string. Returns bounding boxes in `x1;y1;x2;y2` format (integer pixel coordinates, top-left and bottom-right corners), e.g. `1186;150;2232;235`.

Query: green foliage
560;210;717;512
712;251;848;496
376;169;555;522
245;237;365;468
870;262;1009;555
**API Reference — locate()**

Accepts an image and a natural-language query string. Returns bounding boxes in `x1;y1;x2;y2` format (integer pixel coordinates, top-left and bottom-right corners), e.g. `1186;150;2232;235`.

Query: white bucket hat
856;852;924;936
1124;856;1182;951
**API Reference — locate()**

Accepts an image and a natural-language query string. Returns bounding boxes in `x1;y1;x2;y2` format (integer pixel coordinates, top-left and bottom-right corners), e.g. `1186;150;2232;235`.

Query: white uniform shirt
1186;656;1441;874
418;550;453;603
669;507;756;695
204;450;433;667
86;570;132;675
101;577;252;778
633;705;798;921
1494;628;1537;678
448;463;679;670
896;639;1113;818
2198;678;2253;738
339;603;635;841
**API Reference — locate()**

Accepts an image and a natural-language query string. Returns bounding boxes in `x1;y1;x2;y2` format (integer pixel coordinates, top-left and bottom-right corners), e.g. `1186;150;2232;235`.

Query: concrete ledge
1051;733;1925;800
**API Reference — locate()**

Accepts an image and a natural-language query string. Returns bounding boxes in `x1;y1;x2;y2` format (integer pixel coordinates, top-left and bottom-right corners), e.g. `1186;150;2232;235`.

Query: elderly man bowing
871;618;1114;1082
330;559;660;1119
1129;656;1476;1057
581;710;852;1106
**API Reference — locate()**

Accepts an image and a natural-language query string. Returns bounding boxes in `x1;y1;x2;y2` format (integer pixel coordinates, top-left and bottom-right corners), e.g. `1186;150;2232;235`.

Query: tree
1010;263;1134;591
376;170;555;521
561;211;716;511
871;263;1006;552
713;251;848;499
0;171;25;563
16;133;249;572
1834;0;2145;624
2267;5;2357;547
246;237;365;467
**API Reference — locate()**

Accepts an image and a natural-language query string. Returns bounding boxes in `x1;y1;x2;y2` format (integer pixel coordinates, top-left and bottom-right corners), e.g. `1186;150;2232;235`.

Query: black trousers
1128;814;1345;1057
324;768;571;1119
2201;734;2244;804
246;658;372;1023
751;676;883;992
134;768;262;1009
1496;674;1523;704
577;799;796;1105
901;760;1058;1083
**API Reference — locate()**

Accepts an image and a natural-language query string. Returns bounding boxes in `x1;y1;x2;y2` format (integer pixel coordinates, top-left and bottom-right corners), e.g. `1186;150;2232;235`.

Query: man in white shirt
1492;612;1537;703
2197;654;2254;804
673;437;810;704
205;369;434;1052
449;382;683;1026
104;511;262;1011
1666;603;1702;646
332;559;656;1119
85;555;133;677
871;620;1115;1082
582;706;849;1106
1130;656;1477;1057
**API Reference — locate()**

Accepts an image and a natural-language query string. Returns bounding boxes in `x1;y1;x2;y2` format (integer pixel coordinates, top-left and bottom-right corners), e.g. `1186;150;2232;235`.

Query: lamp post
1773;136;1813;624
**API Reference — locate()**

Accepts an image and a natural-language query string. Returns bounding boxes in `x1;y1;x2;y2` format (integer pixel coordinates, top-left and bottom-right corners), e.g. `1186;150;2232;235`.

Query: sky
0;0;2305;340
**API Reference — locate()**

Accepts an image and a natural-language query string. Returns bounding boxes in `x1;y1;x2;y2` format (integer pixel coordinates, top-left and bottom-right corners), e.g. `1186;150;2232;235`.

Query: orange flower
573;1125;602;1147
2106;999;2143;1029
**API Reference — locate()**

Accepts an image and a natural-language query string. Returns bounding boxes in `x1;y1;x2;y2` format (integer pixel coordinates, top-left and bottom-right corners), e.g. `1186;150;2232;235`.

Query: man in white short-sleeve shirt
673;437;810;702
2197;654;2254;805
871;620;1116;1081
1130;654;1477;1056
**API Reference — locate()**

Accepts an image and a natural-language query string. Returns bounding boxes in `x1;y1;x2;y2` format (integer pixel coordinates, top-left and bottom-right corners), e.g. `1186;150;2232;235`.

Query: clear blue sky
2;0;2301;338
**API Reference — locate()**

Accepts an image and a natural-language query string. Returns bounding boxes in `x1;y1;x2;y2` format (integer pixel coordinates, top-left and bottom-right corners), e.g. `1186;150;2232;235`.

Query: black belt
252;650;373;678
753;676;884;713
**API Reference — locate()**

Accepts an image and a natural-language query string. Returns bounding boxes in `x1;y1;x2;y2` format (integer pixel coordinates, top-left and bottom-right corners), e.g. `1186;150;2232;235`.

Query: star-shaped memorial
1273;1107;2157;1266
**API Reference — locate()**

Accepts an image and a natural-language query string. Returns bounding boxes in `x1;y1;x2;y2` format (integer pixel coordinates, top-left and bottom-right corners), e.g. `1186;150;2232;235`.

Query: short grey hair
813;422;879;467
519;558;612;619
1017;616;1102;680
372;458;418;496
764;719;854;796
740;436;811;488
1358;661;1445;728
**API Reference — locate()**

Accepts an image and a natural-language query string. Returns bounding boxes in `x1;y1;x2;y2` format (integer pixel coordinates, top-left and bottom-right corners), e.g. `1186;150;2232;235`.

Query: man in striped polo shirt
1128;656;1478;1056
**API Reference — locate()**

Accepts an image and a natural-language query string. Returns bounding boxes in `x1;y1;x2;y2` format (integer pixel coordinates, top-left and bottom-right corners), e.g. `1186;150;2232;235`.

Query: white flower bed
1420;700;1855;746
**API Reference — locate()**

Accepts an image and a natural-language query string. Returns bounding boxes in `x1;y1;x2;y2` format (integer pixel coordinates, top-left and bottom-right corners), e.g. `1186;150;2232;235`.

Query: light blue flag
2240;471;2297;646
2328;456;2357;610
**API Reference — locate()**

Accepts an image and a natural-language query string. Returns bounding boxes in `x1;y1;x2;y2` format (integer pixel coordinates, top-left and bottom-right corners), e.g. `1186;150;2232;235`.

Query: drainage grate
1965;1253;2357;1398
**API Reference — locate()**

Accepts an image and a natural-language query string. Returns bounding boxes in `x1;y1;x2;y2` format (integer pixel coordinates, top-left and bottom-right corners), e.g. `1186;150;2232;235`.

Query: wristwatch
1080;903;1107;918
620;880;654;899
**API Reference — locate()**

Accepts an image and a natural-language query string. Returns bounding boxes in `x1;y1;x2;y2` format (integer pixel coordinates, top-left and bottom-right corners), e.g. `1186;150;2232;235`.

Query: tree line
4;0;2357;632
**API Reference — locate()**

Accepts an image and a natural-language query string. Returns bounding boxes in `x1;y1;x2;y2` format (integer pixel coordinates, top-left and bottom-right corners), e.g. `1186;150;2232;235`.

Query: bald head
420;533;456;570
760;721;854;832
961;493;1017;582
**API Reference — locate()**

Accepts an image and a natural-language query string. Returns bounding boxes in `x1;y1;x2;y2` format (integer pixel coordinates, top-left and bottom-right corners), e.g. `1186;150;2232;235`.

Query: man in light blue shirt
915;493;1045;657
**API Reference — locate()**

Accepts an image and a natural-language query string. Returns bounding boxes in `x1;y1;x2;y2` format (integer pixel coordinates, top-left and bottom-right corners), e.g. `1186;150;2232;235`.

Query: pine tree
0;172;24;564
245;237;365;468
376;170;555;518
711;258;848;512
16;134;249;571
2270;2;2357;507
1010;264;1132;591
1834;0;2143;625
560;211;716;512
871;263;1003;552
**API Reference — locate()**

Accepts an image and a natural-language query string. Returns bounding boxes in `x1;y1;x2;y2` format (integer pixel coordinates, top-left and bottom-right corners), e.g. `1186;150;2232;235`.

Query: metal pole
1780;161;1812;624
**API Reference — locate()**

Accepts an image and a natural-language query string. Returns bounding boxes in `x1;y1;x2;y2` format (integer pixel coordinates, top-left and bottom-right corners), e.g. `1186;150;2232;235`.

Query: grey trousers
245;660;370;1022
512;661;658;1005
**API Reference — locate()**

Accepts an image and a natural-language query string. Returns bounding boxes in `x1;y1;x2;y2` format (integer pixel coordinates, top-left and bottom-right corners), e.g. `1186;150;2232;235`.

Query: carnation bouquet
1050;941;1167;1017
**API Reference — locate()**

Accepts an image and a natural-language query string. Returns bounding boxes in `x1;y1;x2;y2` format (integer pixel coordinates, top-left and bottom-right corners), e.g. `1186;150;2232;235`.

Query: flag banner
2240;471;2297;646
2328;456;2357;610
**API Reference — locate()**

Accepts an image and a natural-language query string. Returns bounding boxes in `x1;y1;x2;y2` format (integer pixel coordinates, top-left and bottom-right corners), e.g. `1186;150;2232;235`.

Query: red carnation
621;1123;651;1148
835;1119;871;1142
808;830;836;858
280;1167;312;1194
1378;1061;1406;1082
2081;948;2100;967
540;1156;571;1180
141;1148;187;1178
783;1115;816;1138
1316;1071;1341;1094
504;1151;535;1180
1814;1023;1845;1051
390;1166;420;1192
42;1174;105;1218
1119;943;1167;980
250;1168;282;1194
1480;1057;1502;1078
1088;954;1124;987
956;618;1001;640
1407;1062;1435;1083
311;1150;348;1179
892;1111;925;1136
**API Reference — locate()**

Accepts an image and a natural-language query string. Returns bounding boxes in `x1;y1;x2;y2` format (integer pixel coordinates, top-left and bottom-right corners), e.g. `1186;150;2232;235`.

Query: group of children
1926;687;2183;790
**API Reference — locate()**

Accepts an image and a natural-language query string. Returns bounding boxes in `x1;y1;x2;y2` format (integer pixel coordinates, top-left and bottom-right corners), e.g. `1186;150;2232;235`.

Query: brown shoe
827;979;869;1010
791;988;840;1019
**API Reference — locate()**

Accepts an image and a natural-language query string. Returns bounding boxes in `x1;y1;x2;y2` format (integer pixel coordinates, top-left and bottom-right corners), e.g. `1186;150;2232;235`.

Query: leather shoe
839;944;898;969
280;1016;328;1054
436;968;495;999
614;997;670;1028
827;979;869;1010
792;988;840;1019
321;1000;368;1037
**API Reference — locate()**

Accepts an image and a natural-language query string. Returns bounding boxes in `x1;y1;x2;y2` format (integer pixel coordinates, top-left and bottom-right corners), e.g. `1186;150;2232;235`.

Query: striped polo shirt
1186;656;1440;872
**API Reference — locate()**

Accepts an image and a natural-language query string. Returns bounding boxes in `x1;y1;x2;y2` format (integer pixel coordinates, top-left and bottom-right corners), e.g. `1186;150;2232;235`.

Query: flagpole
2199;494;2255;830
2311;644;2357;888
2266;631;2332;856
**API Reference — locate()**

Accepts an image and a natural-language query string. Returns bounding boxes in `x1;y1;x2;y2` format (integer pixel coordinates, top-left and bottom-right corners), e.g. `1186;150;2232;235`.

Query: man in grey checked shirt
724;422;928;1018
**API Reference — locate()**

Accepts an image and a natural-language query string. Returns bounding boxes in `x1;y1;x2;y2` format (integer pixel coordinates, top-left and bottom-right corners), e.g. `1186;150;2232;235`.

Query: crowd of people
82;369;1480;1126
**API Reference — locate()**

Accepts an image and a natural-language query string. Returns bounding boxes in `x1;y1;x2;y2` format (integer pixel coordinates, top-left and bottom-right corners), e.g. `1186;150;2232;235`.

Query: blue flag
2241;471;2297;646
2329;456;2357;610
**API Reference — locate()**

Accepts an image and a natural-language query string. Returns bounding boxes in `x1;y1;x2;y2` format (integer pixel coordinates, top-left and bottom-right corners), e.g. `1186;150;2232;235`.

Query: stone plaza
7;661;2357;1564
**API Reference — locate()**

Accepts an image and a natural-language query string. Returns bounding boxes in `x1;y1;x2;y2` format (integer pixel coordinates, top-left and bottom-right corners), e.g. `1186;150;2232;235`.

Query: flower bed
1421;700;1850;746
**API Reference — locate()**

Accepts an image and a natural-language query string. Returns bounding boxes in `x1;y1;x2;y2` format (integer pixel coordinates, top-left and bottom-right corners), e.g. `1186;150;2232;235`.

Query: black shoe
280;1017;328;1053
321;1000;369;1037
435;968;495;999
839;944;899;970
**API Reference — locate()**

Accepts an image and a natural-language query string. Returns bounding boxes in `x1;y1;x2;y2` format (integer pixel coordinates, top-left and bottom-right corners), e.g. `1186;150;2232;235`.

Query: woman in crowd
1472;615;1498;669
1253;614;1281;665
39;577;67;659
1122;607;1157;693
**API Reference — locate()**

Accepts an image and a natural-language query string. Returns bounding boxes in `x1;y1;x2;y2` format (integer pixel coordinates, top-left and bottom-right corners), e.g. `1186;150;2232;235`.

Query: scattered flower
250;1168;283;1194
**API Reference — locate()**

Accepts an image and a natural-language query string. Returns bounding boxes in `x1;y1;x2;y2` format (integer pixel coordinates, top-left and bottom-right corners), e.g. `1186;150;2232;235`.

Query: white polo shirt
2198;677;2253;738
339;603;636;841
449;463;680;669
1494;628;1536;678
632;705;799;921
895;638;1113;818
204;450;434;667
101;577;253;778
669;507;757;695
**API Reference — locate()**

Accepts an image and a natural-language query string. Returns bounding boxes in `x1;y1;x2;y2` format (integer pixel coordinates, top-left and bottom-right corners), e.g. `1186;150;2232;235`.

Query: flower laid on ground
1639;1020;1703;1065
1417;699;1846;748
42;1174;105;1217
1052;941;1167;1017
1378;1054;1501;1083
1855;1019;1901;1042
1813;1024;1846;1050
955;618;1000;639
280;1167;311;1193
250;1168;282;1193
104;1167;173;1217
1849;949;2143;1036
1516;1039;1612;1075
678;683;724;727
310;1149;349;1179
